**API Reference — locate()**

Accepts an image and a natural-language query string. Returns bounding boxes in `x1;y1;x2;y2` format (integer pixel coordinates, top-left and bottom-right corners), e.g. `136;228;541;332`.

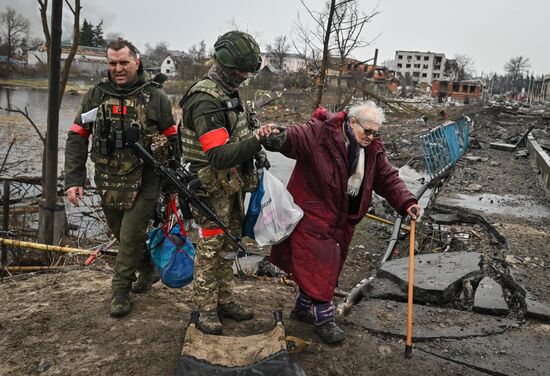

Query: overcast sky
3;0;548;76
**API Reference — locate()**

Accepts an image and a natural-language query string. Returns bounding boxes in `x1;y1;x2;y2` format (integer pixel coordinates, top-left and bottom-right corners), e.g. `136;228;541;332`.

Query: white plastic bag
252;169;303;246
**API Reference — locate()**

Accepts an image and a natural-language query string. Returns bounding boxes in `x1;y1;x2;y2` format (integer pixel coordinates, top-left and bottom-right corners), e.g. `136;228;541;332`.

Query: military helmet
213;31;261;73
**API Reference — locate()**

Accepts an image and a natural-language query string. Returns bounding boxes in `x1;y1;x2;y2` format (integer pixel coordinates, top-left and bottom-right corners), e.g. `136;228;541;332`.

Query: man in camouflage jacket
180;31;272;334
65;39;178;317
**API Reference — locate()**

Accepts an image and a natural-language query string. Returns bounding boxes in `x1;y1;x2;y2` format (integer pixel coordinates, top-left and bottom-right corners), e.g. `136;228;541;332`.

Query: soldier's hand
255;124;276;140
66;186;84;207
254;152;271;170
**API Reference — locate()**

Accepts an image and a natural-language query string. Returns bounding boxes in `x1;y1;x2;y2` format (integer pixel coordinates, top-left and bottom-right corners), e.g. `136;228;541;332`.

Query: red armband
200;227;225;238
199;128;229;152
161;124;178;137
69;123;90;139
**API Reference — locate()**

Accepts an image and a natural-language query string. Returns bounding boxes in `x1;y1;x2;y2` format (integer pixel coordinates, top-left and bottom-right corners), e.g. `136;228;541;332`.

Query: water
438;192;550;220
0;86;83;129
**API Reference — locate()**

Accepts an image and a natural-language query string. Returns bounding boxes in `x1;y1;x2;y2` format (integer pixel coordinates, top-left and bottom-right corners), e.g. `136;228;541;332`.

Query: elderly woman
261;102;421;344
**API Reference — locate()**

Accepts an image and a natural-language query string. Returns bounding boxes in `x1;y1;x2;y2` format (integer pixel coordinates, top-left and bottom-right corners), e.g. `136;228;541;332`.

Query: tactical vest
181;79;253;164
90;83;159;210
180;78;258;196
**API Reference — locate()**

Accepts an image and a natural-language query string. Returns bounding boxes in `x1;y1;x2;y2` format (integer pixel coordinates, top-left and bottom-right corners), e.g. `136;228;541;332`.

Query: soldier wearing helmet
179;31;274;334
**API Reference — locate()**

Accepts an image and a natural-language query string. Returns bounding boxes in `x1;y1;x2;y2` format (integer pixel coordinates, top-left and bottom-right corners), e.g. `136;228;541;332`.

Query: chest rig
90;85;158;210
180;78;258;198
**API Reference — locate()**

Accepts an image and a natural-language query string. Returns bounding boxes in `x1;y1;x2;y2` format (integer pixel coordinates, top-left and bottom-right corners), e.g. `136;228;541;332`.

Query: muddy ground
1;102;549;376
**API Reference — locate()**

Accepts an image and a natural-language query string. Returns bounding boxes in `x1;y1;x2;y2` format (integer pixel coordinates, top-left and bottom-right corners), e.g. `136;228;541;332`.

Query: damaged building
431;79;482;103
530;74;550;103
394;50;447;85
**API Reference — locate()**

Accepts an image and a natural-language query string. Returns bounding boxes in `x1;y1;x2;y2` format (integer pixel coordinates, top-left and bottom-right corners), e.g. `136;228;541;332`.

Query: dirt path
1;106;549;375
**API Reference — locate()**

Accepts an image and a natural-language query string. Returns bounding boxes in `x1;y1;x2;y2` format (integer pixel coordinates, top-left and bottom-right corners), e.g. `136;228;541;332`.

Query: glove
260;125;287;151
254;151;271;170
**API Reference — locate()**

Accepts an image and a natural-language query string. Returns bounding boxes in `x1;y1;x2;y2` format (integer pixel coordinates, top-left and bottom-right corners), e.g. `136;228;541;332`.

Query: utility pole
39;0;62;245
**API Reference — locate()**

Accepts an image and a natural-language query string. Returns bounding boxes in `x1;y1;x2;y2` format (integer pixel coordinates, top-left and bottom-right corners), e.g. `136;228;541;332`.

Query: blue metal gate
420;117;470;179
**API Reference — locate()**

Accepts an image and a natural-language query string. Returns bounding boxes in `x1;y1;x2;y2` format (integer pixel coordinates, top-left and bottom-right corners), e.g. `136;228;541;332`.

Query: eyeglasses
354;118;382;138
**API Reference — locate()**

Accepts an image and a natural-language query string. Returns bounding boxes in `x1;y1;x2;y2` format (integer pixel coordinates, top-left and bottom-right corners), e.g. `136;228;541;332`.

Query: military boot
218;302;254;321
130;270;161;294
197;309;223;335
110;293;132;318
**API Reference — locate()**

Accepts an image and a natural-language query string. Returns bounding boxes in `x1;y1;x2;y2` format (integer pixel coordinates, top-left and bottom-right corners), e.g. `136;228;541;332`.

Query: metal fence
420;117;470;179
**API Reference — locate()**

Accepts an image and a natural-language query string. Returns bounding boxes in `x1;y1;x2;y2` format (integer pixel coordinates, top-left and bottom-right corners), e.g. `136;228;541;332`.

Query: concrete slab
418;325;550;376
473;277;509;315
502;268;550;322
349;299;517;340
377;252;482;304
368;277;406;301
525;296;550;322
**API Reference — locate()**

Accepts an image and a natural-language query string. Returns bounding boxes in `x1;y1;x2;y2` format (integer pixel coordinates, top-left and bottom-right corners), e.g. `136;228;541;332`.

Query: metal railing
420;118;470;179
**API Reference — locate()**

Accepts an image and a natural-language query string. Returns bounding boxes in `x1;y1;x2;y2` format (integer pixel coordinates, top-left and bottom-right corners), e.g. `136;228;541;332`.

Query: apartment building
394;50;446;85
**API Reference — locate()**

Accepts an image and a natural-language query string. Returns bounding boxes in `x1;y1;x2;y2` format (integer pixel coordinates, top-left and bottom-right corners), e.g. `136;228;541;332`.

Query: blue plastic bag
243;171;265;239
148;223;195;289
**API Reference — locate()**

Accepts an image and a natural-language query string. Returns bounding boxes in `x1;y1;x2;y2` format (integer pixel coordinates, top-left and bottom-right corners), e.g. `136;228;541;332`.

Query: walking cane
405;208;417;358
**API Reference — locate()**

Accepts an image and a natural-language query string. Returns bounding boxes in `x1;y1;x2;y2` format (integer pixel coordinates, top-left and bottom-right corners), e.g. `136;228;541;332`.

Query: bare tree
294;0;379;109
187;40;207;80
504;56;530;92
38;0;81;106
266;35;291;71
144;40;169;59
294;0;337;109
332;0;379;109
445;54;475;81
0;7;30;62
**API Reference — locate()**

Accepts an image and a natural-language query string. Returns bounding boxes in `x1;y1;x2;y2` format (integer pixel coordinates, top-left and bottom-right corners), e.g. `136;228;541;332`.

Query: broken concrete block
473;277;509;315
514;149;529;159
367;277;406;301
377;252;482;304
351;299;517;340
502;268;550;322
525;295;550;322
418;327;549;376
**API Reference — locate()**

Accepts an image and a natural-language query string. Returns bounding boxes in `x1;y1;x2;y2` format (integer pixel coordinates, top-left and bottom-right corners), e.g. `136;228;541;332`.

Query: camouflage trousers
192;192;244;311
102;169;161;294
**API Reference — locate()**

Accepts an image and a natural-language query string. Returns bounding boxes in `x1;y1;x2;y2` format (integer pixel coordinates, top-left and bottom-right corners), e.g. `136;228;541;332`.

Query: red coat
270;110;417;301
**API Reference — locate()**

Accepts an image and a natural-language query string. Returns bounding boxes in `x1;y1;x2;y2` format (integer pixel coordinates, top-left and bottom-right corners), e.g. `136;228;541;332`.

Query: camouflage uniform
180;30;264;334
182;79;260;310
65;72;177;295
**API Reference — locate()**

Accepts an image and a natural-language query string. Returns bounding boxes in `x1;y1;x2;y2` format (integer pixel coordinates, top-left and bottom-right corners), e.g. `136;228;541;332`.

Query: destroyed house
530;74;550;103
432;79;482;103
28;44;107;74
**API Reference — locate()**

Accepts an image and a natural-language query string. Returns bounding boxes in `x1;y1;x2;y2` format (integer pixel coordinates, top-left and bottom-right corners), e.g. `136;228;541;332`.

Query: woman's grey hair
348;101;385;126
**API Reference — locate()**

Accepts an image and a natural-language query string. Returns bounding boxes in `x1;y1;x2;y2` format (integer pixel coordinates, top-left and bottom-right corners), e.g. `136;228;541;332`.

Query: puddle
398;165;432;209
437;192;550;219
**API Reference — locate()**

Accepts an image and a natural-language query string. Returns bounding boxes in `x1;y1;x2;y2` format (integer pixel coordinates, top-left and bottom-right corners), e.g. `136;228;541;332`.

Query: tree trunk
38;0;62;246
313;0;336;109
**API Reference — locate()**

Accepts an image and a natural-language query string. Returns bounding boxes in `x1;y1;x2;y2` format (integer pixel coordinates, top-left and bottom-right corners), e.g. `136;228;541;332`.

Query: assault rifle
133;142;250;256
